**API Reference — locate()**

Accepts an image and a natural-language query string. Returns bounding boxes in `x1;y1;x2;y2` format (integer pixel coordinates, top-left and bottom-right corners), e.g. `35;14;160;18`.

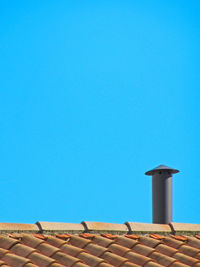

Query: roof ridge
0;222;199;235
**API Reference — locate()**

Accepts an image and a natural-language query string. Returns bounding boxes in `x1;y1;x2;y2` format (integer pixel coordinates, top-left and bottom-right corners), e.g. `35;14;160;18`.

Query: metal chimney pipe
145;165;179;224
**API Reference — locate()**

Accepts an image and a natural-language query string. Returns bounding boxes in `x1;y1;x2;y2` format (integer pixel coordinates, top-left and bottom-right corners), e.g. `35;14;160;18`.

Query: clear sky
0;1;199;224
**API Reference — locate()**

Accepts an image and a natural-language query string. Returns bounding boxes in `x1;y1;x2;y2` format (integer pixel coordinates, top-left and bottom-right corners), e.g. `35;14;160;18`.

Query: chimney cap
145;165;180;176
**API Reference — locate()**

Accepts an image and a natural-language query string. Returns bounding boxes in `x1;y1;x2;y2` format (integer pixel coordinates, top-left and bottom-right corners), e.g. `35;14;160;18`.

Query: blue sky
0;1;199;224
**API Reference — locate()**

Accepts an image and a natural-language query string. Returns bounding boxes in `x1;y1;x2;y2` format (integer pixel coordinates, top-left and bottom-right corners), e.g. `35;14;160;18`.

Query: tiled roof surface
0;221;199;267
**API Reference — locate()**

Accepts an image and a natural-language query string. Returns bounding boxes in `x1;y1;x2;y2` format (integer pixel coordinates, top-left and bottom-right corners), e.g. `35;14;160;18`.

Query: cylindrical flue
145;165;179;224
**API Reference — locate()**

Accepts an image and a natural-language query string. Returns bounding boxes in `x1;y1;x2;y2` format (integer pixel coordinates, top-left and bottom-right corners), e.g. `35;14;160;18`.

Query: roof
0;221;199;267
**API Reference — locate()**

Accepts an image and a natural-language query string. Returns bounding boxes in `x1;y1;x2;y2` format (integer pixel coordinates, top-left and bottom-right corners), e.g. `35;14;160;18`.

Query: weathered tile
36;222;84;233
82;221;129;234
126;222;171;233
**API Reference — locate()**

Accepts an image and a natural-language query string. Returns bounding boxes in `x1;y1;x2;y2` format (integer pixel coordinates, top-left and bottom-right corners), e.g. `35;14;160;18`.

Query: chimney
145;165;179;224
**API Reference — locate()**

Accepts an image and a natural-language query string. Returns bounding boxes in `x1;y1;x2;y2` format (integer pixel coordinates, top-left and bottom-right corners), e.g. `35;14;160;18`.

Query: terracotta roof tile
125;234;139;240
116;236;138;248
28;251;56;266
132;243;155;256
8;233;23;240
140;236;162;248
108;243;131;257
92;235;114;247
21;234;44;248
162;236;184;249
69;235;91;248
1;252;31;267
54;234;70;240
173;252;200;266
170;235;188;242
0;221;199;266
0;235;19;250
60;243;83;257
155;243;177;256
45;236;67;248
149;234;165;240
186;236;200;249
82;221;128;234
170;223;200;234
10;243;36;257
36;222;84;233
101;233;118;239
77;251;105;266
139;236;162;248
149;251;177;266
84;242;109;257
52;251;84;266
124;251;152;265
179;244;199;257
36;242;60;257
79;233;95;239
0;223;39;233
33;234;47;240
101;251;129;266
126;222;171;233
